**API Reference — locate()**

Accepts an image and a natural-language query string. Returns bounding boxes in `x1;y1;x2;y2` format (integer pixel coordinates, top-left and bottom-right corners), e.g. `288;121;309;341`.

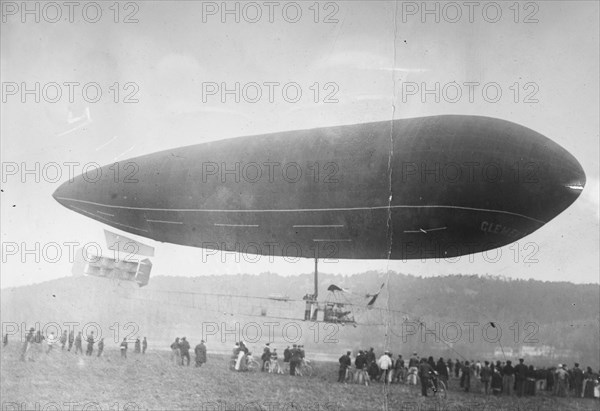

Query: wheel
345;368;354;383
435;380;447;399
247;359;259;372
303;364;313;377
264;360;271;372
427;379;446;399
229;359;236;370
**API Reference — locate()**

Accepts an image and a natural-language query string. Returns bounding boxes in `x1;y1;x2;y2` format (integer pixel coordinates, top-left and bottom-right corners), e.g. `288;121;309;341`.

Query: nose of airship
563;153;586;196
51;161;152;234
52;174;93;209
533;135;586;223
52;180;70;207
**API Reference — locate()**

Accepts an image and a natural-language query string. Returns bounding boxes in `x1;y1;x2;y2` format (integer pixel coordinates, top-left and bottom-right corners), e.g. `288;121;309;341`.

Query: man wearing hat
571;363;584;395
408;353;419;385
365;347;376;365
419;358;434;396
514;358;528;397
261;343;271;372
289;344;301;375
179;337;191;366
194;340;207;367
503;360;515;395
20;327;35;361
555;364;569;397
338;350;352;383
378;351;392;384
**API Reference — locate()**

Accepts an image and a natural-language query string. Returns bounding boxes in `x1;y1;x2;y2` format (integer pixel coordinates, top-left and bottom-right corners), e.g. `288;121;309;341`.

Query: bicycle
426;371;447;399
295;359;313;377
228;353;259;372
344;367;355;384
246;354;260;371
267;359;284;374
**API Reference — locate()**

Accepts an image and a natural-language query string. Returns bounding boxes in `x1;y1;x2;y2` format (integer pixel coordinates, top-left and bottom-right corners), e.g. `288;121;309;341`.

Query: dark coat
339;354;351;369
194;343;207;363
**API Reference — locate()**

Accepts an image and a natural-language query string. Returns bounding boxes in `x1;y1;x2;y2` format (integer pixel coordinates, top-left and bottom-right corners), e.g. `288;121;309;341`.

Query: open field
2;345;599;411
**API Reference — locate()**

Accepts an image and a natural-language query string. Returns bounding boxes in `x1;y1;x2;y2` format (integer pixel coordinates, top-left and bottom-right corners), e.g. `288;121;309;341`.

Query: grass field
1;345;598;411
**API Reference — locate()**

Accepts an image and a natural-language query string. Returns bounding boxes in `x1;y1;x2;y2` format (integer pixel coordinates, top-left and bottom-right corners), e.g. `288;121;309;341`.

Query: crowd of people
11;328;148;361
169;337;207;367
337;349;600;399
228;341;308;375
7;328;600;402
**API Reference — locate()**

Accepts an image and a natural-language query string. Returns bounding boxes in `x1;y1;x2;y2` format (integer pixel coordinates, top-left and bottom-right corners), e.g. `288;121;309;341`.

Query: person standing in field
20;328;35;361
142;337;147;354
436;357;448;387
394;354;405;383
179;337;191;366
366;348;376;366
289;344;301;376
86;332;95;356
503;360;515;395
235;344;244;371
97;338;104;358
170;337;181;365
32;330;45;357
555;364;569;397
480;361;492;395
514;358;528;397
338;351;352;383
46;332;56;354
571;363;584;396
261;343;271;372
59;331;67;351
68;330;74;352
418;358;434;396
408;352;420;384
269;349;281;374
462;361;472;392
74;332;83;355
120;338;128;358
195;340;207;367
378;351;393;384
134;338;141;354
582;366;596;398
491;364;503;395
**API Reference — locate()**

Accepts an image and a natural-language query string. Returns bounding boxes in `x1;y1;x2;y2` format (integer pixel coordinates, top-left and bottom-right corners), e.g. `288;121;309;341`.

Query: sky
1;1;599;288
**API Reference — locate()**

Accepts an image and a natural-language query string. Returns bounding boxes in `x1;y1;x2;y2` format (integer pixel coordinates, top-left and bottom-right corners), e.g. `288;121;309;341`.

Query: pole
314;258;318;299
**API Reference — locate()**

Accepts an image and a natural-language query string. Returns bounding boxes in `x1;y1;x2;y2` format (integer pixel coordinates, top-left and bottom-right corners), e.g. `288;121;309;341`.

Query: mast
314;257;318;299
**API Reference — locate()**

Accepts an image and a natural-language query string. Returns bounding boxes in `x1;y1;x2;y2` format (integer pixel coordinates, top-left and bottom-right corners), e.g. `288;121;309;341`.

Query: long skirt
583;379;595;398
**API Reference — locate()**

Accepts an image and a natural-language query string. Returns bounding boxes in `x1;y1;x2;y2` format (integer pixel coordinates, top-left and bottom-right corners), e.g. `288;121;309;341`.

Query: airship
53;115;586;260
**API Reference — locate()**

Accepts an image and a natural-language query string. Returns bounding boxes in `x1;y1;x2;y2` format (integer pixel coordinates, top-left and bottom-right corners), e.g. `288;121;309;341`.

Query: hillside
2;272;598;367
